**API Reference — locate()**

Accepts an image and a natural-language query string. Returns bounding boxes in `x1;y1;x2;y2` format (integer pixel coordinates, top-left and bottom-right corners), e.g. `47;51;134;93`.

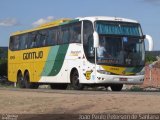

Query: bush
130;86;143;92
145;54;157;64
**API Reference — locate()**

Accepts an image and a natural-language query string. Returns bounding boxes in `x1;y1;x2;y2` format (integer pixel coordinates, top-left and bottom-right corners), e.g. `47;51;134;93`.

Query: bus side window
70;22;81;43
19;34;28;50
35;31;45;47
13;36;20;50
57;27;62;44
61;26;70;44
53;28;58;45
28;32;37;48
9;36;14;50
37;30;49;47
47;28;59;46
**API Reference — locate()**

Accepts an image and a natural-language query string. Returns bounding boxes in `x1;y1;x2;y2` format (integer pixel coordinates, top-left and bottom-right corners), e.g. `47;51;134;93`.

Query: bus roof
78;16;139;23
11;16;139;36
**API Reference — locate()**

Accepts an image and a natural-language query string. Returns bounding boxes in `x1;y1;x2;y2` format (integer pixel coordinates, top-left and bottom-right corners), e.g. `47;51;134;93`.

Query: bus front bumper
95;73;144;84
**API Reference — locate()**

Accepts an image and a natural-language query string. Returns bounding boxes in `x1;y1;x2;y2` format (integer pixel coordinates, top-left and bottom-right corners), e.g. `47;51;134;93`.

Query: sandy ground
0;88;160;115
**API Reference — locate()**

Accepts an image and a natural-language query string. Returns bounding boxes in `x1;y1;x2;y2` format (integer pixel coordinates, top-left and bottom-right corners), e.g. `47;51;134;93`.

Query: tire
104;85;109;90
110;84;123;91
17;72;25;88
50;84;68;90
24;72;39;89
71;70;83;90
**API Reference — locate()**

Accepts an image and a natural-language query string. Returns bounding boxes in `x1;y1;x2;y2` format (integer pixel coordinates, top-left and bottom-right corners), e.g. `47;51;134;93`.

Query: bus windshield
96;35;145;66
95;21;145;66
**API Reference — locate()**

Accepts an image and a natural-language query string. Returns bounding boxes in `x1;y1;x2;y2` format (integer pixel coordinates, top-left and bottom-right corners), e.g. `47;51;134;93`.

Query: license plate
119;78;128;81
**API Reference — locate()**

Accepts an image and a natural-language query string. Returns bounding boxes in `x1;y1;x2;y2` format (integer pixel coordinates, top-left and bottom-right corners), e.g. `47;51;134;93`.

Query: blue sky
0;0;160;50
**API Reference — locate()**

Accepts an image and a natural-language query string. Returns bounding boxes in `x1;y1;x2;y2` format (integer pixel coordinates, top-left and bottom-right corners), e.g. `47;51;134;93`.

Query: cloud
32;16;54;27
0;18;19;27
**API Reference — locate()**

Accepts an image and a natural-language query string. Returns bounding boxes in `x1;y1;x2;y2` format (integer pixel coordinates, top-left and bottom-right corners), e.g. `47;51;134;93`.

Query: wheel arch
24;69;30;81
24;69;29;76
70;67;78;83
17;70;22;82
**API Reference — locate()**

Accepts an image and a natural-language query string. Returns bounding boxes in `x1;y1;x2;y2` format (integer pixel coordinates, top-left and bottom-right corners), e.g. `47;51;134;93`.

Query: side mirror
93;31;99;48
145;34;153;51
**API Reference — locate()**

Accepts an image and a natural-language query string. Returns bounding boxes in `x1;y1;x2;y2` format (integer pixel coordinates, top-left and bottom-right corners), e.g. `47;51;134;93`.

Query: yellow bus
8;16;152;91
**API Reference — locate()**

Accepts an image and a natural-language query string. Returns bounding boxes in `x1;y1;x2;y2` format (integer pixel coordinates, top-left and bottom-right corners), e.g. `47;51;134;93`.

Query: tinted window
96;21;142;36
58;22;81;44
61;25;70;44
70;22;81;43
9;36;20;50
28;32;37;48
83;20;94;62
47;28;58;45
9;37;14;50
19;34;28;50
9;21;82;51
36;30;49;47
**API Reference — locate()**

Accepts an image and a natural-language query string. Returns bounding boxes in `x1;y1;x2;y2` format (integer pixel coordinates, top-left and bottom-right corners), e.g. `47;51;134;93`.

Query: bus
8;16;152;91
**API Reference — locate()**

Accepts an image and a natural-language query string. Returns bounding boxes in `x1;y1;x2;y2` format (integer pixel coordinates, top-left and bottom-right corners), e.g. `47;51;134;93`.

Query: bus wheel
104;85;109;90
110;84;123;91
24;72;39;89
50;84;68;90
71;70;83;90
17;72;25;88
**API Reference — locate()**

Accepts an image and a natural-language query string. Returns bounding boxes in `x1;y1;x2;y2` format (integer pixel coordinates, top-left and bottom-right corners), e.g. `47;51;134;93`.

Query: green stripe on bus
48;44;69;76
41;46;59;76
41;44;69;76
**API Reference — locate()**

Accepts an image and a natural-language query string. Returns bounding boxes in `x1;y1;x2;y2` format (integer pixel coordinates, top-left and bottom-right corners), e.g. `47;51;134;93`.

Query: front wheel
71;70;84;90
110;84;123;91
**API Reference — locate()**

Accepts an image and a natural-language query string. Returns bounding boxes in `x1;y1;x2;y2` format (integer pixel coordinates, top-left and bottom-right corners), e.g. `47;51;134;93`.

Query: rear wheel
50;84;68;90
110;84;123;91
24;72;39;89
17;72;25;88
71;70;83;90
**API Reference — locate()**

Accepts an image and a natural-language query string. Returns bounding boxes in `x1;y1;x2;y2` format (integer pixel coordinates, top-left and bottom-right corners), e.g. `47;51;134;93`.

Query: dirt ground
0;88;160;115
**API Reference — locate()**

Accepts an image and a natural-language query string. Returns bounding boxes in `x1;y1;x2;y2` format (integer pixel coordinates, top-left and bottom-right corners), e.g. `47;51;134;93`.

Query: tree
0;61;7;76
145;53;157;63
0;48;8;76
0;48;2;60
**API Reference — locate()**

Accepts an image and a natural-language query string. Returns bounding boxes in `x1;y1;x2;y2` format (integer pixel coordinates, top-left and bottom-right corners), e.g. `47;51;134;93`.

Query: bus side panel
31;47;50;82
8;50;20;82
34;61;46;82
39;45;69;83
8;63;15;82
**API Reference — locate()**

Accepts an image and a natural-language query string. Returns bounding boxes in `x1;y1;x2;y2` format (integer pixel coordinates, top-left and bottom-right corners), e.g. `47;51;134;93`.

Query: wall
142;66;160;88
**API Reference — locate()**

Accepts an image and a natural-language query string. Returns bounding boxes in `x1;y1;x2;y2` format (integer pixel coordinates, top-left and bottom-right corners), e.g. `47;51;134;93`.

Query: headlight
97;70;110;75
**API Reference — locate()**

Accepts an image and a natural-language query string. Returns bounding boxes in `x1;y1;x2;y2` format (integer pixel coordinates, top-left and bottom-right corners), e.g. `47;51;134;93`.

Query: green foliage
0;48;2;54
0;48;2;60
130;86;143;92
0;60;7;76
145;53;157;63
0;47;8;77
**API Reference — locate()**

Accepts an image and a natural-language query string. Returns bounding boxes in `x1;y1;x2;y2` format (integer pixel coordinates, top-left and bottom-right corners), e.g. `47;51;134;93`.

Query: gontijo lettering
23;51;43;60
